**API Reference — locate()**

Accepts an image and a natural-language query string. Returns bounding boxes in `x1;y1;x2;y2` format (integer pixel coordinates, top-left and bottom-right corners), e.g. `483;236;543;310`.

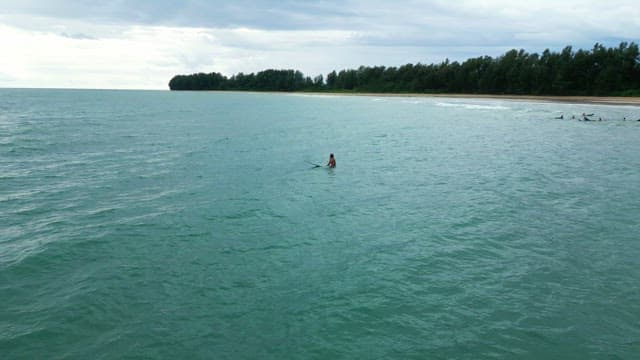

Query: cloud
0;0;358;30
342;0;640;50
59;32;96;40
0;23;221;89
0;0;639;89
0;21;359;89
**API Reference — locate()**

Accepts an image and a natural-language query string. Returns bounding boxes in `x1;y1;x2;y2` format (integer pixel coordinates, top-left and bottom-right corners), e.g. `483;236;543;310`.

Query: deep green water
1;89;640;359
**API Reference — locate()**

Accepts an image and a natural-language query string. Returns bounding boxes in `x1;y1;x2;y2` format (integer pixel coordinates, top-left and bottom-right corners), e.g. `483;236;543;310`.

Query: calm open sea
1;89;640;359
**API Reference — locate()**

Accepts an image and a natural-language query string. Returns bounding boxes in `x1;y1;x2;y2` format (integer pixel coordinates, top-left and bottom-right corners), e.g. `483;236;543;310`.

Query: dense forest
169;42;640;96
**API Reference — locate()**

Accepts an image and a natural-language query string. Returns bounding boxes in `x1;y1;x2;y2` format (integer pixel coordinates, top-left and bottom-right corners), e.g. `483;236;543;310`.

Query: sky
0;0;638;90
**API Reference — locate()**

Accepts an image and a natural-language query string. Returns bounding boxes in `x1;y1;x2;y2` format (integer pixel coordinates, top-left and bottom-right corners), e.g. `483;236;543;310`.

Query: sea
1;89;639;359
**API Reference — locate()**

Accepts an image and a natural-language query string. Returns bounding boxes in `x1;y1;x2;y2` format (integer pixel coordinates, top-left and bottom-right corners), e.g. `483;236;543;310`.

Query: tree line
169;42;640;96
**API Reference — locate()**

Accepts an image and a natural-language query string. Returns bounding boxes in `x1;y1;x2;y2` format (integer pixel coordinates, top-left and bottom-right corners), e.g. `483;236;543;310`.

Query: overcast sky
1;0;638;89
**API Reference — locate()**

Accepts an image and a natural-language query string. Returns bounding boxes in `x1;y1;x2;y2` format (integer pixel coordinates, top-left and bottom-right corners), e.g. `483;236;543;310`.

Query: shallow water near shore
2;89;640;358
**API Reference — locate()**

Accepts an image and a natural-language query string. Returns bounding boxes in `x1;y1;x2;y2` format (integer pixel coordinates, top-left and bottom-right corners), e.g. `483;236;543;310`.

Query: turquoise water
2;89;640;359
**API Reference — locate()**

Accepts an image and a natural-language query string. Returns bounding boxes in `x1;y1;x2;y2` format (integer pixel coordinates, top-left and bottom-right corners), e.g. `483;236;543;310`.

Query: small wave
436;102;510;110
287;93;342;99
7;146;47;154
0;226;61;268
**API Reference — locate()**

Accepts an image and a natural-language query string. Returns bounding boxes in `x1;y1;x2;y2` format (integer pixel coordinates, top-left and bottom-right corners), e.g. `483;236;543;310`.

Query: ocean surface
1;89;640;359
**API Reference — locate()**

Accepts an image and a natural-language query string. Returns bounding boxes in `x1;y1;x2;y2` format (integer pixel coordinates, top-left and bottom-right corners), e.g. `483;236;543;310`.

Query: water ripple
2;90;640;359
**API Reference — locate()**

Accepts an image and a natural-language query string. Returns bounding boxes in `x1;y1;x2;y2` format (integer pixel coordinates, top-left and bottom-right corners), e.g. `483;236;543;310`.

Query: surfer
327;153;336;168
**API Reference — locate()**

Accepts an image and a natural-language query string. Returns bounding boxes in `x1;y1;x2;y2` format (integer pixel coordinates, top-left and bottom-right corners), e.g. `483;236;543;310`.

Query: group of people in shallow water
555;113;640;122
324;110;638;167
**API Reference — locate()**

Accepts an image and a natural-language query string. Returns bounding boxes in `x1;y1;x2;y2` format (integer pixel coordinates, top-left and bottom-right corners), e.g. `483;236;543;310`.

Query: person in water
327;153;336;168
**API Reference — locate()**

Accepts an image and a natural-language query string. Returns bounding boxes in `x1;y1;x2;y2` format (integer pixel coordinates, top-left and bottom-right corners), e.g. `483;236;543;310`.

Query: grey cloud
60;32;96;40
2;0;638;48
0;0;358;30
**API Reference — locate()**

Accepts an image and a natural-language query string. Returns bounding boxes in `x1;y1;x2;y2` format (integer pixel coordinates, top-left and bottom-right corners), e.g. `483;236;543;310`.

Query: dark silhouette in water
581;113;593;121
327;153;336;168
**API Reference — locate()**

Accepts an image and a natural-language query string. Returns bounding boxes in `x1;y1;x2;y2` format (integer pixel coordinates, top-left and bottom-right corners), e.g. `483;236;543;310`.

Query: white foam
436;102;510;110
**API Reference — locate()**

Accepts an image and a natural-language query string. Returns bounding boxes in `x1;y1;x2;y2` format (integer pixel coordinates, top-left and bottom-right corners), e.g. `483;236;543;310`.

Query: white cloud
0;23;217;89
0;20;362;89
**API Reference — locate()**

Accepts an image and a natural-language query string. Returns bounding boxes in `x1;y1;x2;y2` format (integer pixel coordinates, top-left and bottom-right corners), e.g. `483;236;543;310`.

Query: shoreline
293;92;640;107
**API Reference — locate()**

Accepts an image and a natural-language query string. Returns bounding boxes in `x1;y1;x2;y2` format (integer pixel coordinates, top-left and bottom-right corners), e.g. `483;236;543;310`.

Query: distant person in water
327;153;336;168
